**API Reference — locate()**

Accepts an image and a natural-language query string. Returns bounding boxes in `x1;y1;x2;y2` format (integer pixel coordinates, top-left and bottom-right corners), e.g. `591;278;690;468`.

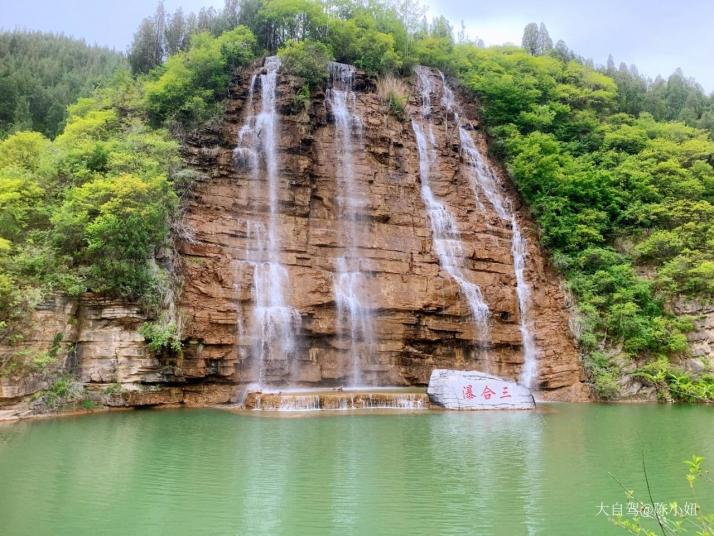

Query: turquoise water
0;404;711;535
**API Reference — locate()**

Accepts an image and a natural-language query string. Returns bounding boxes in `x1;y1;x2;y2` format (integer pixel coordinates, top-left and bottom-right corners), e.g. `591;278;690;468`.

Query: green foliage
144;26;257;127
103;382;123;396
448;42;714;399
634;358;714;403
52;173;176;297
30;352;56;371
290;84;311;114
612;455;713;535
584;351;621;399
606;58;714;139
278;39;333;87
350;28;401;75
139;321;182;353
34;375;91;411
0;31;125;138
0;61;183;334
386;93;406;118
39;376;72;407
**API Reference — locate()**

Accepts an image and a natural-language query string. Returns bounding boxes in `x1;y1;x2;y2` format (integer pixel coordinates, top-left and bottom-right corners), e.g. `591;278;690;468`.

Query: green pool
0;404;711;535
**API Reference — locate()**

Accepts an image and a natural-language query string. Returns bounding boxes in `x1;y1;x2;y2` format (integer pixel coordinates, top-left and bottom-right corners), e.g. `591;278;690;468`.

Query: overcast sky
1;0;712;92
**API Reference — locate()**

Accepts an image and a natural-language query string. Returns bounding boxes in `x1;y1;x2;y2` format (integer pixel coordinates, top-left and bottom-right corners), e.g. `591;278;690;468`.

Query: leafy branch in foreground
610;455;713;535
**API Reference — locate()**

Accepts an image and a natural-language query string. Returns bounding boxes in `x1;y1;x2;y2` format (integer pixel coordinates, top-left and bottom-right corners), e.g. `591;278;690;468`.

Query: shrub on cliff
52;173;177;298
376;74;408;119
144;26;257;128
277;39;333;88
0;72;181;342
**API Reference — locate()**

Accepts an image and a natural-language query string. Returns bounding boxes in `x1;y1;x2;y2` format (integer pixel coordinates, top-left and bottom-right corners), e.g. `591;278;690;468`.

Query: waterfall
327;62;375;386
245;390;429;411
411;66;490;341
439;72;539;388
233;56;300;386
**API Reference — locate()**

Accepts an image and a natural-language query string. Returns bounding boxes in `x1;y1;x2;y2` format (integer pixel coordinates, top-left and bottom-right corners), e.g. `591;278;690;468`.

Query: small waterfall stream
411;66;491;344
233;56;300;386
327;62;375;386
245;390;429;411
439;73;539;388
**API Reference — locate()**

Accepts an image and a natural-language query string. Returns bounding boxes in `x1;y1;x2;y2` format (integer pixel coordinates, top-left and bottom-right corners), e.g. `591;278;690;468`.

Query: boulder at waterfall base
427;369;535;410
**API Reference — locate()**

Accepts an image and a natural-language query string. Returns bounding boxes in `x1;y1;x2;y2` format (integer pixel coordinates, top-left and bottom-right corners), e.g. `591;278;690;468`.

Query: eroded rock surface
177;63;588;400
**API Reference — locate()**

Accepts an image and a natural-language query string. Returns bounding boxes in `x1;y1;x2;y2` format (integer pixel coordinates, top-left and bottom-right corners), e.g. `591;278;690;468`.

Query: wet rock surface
178;63;587;400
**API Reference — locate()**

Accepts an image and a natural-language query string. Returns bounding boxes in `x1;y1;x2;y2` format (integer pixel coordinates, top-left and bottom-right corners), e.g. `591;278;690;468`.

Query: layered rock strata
178;62;587;400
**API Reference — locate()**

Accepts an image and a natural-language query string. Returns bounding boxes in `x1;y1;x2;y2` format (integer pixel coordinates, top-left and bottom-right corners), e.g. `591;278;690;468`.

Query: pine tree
222;0;241;31
128;3;167;74
606;54;615;74
11;96;32;132
457;19;467;43
164;8;188;56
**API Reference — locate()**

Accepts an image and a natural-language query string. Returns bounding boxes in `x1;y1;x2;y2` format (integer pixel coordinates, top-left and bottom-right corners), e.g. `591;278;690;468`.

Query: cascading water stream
327;62;375;386
233;56;300;387
439;73;539;388
411;66;491;343
246;390;429;411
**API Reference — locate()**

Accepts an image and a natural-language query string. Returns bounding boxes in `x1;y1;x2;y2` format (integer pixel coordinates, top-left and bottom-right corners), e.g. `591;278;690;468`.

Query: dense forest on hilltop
0;32;125;138
1;0;712;401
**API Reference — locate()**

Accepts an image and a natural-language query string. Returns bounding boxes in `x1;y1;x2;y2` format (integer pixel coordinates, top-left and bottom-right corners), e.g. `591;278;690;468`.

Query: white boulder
427;369;535;410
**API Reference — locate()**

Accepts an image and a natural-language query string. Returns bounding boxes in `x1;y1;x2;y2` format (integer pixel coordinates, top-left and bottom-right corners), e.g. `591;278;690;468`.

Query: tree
0;31;124;137
606;53;615;74
11;97;32;133
164;8;189;56
522;22;553;55
457;19;467;44
144;26;257;126
430;15;453;42
222;0;241;30
129;15;164;73
552;40;572;61
665;68;689;120
537;22;553;54
277;39;333;87
521;22;539;55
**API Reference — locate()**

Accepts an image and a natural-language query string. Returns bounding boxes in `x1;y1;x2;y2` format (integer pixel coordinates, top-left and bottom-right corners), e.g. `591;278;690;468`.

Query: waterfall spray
233;56;301;387
439;71;539;388
411;66;491;347
327;62;375;386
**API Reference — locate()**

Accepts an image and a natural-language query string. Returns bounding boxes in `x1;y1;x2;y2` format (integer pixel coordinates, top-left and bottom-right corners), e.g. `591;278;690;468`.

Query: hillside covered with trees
1;0;712;402
0;31;125;138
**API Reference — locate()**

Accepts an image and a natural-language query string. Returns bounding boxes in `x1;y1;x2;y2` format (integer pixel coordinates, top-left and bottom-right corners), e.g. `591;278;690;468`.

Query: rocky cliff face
675;299;714;373
177;62;587;401
0;61;589;415
0;295;232;418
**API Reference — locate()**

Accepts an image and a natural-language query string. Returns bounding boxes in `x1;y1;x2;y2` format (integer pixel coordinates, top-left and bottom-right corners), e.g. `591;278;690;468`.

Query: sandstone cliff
178;62;587;400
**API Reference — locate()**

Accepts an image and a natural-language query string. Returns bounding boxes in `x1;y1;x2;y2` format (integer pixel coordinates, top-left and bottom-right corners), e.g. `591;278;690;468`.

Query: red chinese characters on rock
481;386;496;400
461;383;515;402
